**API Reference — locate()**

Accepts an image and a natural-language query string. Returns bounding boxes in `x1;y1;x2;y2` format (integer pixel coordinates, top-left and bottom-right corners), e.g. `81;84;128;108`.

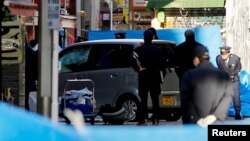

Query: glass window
116;44;134;68
154;42;176;68
59;45;91;73
89;44;134;70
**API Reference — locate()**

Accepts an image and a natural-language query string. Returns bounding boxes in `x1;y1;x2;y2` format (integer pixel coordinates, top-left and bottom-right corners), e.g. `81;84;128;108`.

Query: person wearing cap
180;45;233;125
114;32;126;39
131;29;166;126
216;46;243;120
174;29;206;84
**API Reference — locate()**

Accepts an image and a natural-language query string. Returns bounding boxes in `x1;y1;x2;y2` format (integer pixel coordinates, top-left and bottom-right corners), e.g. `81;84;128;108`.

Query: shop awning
146;0;225;9
61;15;76;28
4;0;37;16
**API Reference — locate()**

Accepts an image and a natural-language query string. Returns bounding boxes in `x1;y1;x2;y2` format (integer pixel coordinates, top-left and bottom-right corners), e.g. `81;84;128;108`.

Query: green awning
146;0;225;9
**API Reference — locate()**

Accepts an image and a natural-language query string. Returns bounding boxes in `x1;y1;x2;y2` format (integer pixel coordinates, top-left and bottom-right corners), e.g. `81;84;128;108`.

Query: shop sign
133;0;148;7
48;0;60;29
102;13;110;21
1;21;23;64
114;0;129;8
113;12;123;25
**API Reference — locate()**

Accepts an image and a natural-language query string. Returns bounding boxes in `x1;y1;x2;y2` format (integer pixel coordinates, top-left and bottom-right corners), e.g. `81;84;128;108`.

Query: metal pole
110;0;113;30
37;0;52;117
51;29;59;123
76;0;81;38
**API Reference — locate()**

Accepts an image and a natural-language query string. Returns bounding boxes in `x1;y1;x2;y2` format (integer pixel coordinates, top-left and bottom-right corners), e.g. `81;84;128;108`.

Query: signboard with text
48;0;60;29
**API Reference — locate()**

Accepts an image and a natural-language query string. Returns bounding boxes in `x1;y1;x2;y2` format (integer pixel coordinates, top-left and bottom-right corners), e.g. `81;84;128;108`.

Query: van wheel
117;96;139;121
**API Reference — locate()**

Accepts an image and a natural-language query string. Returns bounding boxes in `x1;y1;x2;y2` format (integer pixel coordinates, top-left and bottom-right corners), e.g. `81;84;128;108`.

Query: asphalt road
59;115;250;126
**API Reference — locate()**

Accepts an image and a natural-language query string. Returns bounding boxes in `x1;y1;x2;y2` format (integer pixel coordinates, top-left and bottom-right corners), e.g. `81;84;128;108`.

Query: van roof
72;39;176;46
59;39;177;57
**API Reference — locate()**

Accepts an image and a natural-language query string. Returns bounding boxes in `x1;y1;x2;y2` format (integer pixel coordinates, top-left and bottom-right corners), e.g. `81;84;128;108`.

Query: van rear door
153;42;180;108
84;44;123;108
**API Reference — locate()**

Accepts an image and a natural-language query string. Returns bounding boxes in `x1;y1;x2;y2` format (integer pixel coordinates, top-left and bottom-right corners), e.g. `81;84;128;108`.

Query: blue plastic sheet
0;102;88;141
88;126;207;141
87;120;250;141
1;102;249;141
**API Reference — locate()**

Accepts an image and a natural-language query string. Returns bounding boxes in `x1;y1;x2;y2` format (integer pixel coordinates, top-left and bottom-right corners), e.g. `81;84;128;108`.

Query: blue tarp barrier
87;120;250;141
88;126;207;141
0;102;88;141
0;96;249;141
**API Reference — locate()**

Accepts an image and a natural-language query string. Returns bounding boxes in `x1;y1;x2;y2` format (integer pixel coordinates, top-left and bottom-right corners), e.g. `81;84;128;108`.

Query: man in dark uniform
180;45;233;125
131;30;166;125
216;46;243;120
174;29;206;83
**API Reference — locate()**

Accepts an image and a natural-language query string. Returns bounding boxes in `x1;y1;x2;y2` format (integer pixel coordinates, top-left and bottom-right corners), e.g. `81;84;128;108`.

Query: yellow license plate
162;96;174;106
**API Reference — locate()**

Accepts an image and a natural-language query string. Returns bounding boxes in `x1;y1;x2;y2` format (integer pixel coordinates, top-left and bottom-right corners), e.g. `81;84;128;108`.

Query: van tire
117;95;140;121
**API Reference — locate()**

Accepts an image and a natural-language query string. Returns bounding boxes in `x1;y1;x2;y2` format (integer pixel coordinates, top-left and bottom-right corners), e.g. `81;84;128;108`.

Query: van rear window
59;47;91;73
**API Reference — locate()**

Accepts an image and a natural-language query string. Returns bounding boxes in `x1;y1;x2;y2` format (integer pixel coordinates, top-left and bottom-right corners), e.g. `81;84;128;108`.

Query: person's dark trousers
232;81;242;119
25;79;32;110
137;78;161;124
137;80;149;123
149;83;161;124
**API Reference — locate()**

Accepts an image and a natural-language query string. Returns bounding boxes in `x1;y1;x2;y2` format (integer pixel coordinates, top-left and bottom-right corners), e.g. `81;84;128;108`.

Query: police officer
181;45;233;125
131;30;166;125
216;46;243;120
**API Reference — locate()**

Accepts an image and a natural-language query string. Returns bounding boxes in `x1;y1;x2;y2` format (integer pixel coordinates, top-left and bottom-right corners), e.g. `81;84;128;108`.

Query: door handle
110;73;118;78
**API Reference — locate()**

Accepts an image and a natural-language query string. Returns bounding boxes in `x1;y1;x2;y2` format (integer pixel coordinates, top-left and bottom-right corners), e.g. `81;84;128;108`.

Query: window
89;44;134;70
154;42;176;68
59;45;91;73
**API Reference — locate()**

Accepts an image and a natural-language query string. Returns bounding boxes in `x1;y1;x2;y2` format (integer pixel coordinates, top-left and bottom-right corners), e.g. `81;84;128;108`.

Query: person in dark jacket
131;30;166;125
216;46;243;120
180;45;233;125
25;39;38;110
174;29;206;83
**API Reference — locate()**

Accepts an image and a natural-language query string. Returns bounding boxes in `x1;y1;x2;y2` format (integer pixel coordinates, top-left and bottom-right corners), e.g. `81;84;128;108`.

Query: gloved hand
197;115;217;128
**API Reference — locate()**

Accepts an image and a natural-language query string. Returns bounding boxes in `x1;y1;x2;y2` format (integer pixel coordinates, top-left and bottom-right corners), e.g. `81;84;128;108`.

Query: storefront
100;0;130;30
146;0;226;29
60;15;76;48
128;0;226;30
129;0;152;30
1;0;37;106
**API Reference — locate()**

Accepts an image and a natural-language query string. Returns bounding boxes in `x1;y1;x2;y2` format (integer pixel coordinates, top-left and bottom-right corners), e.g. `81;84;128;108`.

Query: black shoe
152;119;159;126
151;116;159;126
235;113;243;120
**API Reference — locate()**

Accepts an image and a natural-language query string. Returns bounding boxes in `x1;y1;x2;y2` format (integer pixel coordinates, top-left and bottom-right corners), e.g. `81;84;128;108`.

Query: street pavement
59;115;250;126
